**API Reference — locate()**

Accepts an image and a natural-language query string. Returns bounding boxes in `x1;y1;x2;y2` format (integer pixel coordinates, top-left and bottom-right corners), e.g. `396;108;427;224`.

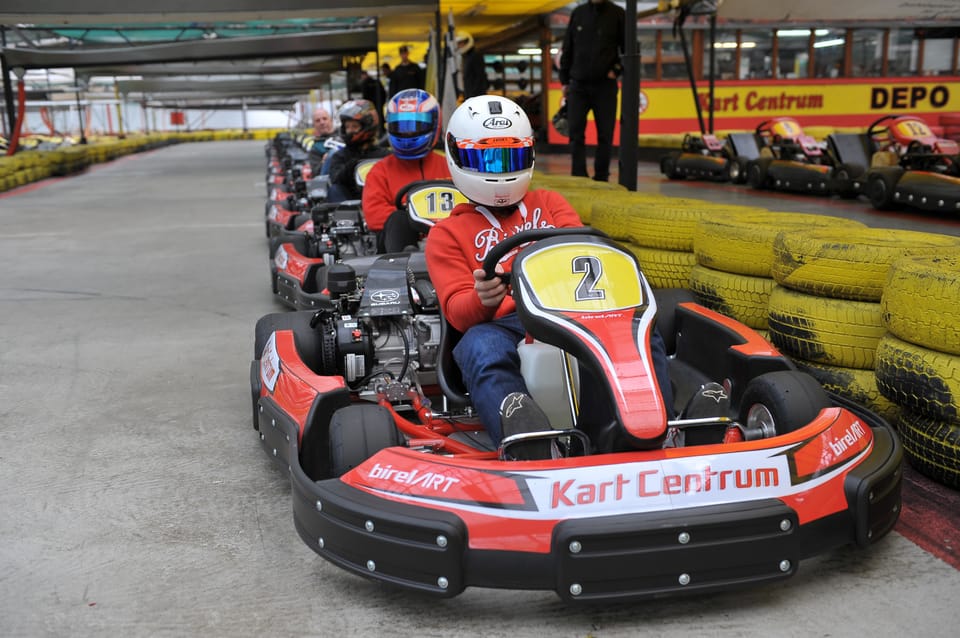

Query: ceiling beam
77;58;343;77
2;28;377;69
0;0;436;24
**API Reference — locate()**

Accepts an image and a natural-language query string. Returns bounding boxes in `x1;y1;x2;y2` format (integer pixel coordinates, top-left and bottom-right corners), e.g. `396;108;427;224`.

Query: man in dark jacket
388;45;425;97
559;0;625;182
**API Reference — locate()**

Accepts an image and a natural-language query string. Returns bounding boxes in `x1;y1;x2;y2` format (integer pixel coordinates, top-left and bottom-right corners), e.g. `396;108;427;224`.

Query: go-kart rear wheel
660;153;682;180
329;404;403;477
738;371;831;438
726;157;747;184
866;171;901;210
830;163;863;199
746;160;769;189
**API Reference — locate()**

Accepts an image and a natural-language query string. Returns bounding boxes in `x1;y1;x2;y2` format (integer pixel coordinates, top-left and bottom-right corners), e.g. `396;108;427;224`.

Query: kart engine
309;254;442;400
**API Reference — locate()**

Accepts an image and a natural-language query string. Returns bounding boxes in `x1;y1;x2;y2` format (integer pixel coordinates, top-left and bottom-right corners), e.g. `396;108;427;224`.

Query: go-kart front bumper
283;412;901;603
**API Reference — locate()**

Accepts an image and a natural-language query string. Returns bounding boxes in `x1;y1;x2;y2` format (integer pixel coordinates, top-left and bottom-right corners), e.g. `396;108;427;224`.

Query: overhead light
712;41;757;49
777;29;830;37
814;38;845;48
517;47;544;55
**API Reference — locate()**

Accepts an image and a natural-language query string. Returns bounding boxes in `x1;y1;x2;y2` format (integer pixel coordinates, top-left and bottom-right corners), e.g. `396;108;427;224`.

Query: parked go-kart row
660;114;960;213
250;226;902;603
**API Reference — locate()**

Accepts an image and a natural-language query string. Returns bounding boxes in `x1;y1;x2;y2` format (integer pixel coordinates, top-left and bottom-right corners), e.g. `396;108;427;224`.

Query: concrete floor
1;140;957;637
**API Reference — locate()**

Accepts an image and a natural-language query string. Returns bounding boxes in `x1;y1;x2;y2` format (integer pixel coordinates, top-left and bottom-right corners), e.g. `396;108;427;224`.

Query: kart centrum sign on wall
547;77;960;141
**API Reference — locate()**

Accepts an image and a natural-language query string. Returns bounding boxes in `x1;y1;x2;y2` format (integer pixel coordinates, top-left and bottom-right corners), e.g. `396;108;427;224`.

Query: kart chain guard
511;235;668;447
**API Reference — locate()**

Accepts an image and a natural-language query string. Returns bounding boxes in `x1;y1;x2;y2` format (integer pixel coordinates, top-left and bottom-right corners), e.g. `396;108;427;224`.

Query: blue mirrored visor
447;134;535;174
387;114;436;138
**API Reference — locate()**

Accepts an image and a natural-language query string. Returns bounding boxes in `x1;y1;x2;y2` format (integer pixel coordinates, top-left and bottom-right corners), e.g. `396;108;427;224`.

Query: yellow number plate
520;243;642;312
408;186;469;222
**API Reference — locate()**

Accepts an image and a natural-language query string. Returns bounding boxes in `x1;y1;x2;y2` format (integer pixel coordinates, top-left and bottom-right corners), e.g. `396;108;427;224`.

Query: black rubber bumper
767;161;832;193
286;422;902;603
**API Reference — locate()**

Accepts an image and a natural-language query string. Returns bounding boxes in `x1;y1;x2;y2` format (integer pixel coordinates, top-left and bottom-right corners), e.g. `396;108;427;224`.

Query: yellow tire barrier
689;264;774;330
694;211;866;277
881;252;960;356
794;359;900;425
896;409;960;489
624;244;697;290
767;285;885;370
875;333;960;423
772;227;960;301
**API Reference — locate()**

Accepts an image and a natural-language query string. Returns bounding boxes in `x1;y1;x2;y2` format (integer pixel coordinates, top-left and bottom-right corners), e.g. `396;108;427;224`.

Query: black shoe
592;175;609;182
681;382;730;419
499;392;554;460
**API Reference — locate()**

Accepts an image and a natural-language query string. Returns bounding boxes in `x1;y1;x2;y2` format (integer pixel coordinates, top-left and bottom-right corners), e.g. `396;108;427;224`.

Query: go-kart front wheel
329;404;403;477
738;371;831;438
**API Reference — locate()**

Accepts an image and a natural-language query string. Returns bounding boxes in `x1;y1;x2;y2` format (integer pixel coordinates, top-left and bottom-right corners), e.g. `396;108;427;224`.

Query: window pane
638;30;658;79
889;28;919;76
702;29;739;79
851;29;884;76
660;34;689;80
813;28;846;78
740;30;773;79
776;28;811;78
921;35;955;75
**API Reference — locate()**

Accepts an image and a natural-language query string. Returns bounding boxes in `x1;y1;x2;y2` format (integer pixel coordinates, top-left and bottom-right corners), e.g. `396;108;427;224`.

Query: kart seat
828;133;872;168
871;150;900;168
437;316;471;408
726;132;762;160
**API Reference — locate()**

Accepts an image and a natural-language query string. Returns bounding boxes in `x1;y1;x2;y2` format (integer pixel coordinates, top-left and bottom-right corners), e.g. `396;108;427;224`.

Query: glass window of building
813;28;846;78
888;28;919;76
776;28;816;78
850;29;885;76
921;35;956;75
660;33;689;80
638;30;658;79
702;29;739;80
739;29;773;79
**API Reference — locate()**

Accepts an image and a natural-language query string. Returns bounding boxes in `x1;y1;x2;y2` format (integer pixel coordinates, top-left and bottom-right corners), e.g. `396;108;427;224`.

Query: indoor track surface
1;140;957;637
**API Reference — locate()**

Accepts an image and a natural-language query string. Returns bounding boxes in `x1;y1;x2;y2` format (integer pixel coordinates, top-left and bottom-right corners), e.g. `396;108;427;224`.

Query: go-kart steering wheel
480;227;610;283
867;115;895;141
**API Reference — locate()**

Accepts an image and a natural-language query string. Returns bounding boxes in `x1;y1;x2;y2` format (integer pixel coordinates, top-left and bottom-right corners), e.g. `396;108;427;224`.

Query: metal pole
678;25;705;135
1;27;16;137
75;87;88;144
708;13;716;134
619;0;640;191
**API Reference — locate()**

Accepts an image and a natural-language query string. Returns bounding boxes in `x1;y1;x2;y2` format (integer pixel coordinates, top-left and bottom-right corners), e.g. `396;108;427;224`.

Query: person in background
558;0;625;183
457;32;488;99
357;69;387;126
306;106;340;175
361;89;449;253
324;99;391;203
389;45;425;98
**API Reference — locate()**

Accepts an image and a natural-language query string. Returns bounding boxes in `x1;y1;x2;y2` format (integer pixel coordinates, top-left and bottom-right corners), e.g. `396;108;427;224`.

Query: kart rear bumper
767;161;833;193
275;270;329;311
674;153;729;181
287;421;901;603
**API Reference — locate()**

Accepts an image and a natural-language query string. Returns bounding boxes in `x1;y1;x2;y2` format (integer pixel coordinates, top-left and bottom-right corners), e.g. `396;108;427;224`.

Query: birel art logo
549;465;780;508
828;421;867;457
368;462;461;492
483;116;511;129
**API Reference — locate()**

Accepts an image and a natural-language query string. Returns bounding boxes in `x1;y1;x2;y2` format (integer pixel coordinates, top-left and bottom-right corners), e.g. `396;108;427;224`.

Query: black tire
253;310;323;371
738;371;832;436
867;171;901;210
329;404;402;477
830;162;863;198
727;157;747;184
653;288;697;355
661;154;682;180
746;160;768;189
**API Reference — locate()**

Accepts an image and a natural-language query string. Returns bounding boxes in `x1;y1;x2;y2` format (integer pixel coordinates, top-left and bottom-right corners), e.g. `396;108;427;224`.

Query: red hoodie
425;189;582;332
360;152;450;231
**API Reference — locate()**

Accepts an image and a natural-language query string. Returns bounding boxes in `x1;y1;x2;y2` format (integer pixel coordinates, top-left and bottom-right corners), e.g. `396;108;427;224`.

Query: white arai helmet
444;95;536;208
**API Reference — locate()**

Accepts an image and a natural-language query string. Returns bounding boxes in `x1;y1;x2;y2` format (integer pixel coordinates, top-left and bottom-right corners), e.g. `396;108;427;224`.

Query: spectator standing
559;0;625;182
389;45;426;97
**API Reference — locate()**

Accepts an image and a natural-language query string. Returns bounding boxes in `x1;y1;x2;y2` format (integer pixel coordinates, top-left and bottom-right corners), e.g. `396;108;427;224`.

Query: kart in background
745;117;838;194
857;115;960;212
269;180;464;310
250;226;902;603
659;132;764;184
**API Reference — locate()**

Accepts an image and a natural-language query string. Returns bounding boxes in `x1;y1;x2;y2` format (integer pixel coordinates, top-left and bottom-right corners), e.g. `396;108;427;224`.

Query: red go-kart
746;117;836;193
250;227;902;603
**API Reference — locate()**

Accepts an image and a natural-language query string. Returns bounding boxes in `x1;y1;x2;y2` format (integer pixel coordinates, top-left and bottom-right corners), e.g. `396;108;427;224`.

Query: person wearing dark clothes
559;0;625;182
457;32;488;98
325;99;391;203
358;70;387;123
388;45;426;97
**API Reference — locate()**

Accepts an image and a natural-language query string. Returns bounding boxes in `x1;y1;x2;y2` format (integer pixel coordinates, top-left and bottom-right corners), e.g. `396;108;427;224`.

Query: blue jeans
453;313;675;446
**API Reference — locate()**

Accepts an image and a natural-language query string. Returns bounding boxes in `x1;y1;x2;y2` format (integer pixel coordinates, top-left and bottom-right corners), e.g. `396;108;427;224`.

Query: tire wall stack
876;252;960;489
689;211;867;337
770;228;960;489
590;192;768;290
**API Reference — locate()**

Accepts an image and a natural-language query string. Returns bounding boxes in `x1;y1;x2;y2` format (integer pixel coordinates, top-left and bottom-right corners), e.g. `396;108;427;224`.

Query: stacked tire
876;252;960;489
769;228;960;438
689;211;865;334
590;195;768;290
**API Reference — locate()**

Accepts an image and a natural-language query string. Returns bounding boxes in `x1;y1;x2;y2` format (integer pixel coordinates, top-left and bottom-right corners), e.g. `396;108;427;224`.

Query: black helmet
337;99;380;146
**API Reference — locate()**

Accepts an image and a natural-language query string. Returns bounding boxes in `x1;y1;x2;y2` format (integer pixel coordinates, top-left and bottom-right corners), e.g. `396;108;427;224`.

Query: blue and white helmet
386;89;441;159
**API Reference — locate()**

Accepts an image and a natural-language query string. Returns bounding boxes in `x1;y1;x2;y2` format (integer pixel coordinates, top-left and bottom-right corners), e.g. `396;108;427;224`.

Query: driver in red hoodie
427;95;673;458
361;89;450;253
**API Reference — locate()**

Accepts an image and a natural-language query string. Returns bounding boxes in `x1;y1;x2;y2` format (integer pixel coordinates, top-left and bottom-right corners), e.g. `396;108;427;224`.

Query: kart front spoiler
284;419;901;603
